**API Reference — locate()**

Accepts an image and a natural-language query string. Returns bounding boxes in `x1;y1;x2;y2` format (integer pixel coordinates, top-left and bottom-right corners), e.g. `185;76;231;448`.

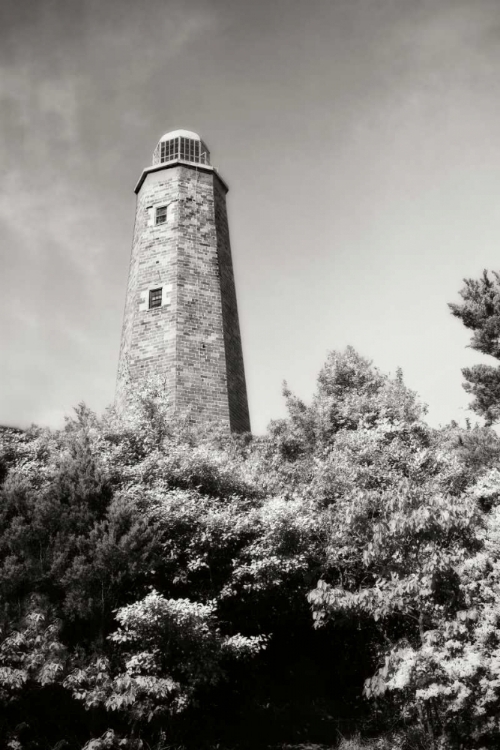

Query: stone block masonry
116;133;250;433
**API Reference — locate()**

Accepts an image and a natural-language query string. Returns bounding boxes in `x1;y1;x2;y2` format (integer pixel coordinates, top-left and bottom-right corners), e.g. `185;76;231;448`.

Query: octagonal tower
116;130;250;432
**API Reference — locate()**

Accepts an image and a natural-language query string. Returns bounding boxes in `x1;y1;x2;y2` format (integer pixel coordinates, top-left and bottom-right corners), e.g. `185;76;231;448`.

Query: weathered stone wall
116;167;179;412
213;178;251;432
116;162;250;432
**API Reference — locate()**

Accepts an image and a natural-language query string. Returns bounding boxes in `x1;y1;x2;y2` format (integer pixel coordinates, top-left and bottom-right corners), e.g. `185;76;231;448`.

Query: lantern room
152;129;211;166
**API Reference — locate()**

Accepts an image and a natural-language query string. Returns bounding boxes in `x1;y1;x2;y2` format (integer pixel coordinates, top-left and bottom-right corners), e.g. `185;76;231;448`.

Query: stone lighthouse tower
116;129;250;432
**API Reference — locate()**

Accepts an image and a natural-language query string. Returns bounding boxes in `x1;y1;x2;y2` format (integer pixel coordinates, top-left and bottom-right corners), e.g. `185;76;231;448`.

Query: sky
2;0;500;434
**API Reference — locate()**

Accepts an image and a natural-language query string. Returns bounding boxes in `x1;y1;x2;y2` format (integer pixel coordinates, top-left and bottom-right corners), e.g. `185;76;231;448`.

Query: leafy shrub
2;350;500;748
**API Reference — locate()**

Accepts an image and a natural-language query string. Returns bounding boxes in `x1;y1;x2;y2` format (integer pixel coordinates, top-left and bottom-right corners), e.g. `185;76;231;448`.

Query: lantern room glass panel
153;137;211;166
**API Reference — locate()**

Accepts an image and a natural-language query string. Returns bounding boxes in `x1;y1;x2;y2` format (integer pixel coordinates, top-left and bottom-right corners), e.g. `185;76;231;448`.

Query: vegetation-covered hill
3;273;500;749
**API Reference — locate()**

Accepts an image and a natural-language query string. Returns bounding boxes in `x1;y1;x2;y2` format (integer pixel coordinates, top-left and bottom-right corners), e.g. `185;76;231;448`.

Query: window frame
149;288;163;309
155;205;168;225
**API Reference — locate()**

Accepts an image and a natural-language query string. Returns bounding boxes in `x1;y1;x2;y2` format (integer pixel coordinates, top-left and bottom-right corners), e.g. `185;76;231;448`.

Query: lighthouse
116;129;250;432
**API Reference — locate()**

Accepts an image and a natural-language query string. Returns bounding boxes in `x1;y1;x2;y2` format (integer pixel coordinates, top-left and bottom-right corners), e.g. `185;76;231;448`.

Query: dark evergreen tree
449;270;500;424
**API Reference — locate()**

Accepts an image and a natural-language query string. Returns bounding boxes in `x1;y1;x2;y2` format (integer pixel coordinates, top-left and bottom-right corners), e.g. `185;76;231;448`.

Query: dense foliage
2;273;500;748
449;269;500;424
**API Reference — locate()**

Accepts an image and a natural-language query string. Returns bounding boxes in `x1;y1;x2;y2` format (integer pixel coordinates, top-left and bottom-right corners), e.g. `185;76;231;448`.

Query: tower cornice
134;160;229;195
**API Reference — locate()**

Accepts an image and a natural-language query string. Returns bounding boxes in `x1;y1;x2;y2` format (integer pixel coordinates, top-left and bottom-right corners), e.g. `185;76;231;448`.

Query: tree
0;389;331;748
302;352;500;747
450;270;500;424
3;347;500;749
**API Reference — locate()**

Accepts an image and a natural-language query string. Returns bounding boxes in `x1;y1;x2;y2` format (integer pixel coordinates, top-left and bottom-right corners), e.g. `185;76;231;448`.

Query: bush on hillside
1;350;500;749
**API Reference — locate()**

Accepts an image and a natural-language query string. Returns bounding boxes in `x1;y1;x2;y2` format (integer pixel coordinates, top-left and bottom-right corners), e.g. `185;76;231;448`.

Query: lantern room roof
159;129;201;142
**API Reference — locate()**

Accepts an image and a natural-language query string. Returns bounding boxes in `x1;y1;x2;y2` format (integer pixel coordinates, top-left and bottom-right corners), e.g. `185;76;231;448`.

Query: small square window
149;288;162;309
155;206;168;224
